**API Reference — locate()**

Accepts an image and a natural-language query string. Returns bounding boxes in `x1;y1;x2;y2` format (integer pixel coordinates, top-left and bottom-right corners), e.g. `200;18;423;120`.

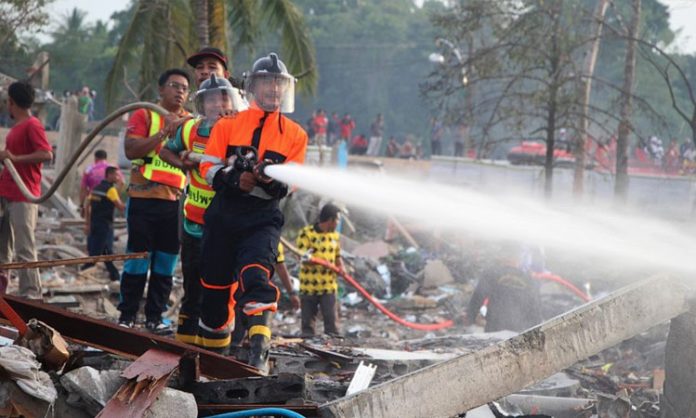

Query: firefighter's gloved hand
239;171;257;193
259;178;288;199
213;166;241;192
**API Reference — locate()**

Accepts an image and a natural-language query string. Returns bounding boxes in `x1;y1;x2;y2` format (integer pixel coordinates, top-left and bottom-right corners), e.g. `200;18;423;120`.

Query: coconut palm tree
105;0;316;108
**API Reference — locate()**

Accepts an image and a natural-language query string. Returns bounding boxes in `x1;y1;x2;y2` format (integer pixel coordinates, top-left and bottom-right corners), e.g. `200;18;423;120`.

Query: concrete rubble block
422;259;454;288
661;309;696;418
60;366;125;415
192;373;309;404
0;379;52;418
273;354;355;376
143;388;197;418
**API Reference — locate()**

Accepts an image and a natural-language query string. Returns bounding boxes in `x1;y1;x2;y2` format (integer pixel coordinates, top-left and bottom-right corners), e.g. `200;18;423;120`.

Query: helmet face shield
247;73;296;113
195;86;247;121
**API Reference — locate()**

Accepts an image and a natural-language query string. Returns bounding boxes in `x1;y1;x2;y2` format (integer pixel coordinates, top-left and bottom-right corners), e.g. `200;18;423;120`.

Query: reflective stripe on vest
182;120;215;225
137;111;187;190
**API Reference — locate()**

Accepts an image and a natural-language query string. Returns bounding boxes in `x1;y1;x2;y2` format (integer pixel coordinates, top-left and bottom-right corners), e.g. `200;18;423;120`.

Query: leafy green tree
289;0;443;142
105;0;317;108
0;0;52;46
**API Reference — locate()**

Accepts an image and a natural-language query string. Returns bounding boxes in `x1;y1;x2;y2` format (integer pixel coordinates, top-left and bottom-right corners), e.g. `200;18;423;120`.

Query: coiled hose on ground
205;408;306;418
0;102;169;203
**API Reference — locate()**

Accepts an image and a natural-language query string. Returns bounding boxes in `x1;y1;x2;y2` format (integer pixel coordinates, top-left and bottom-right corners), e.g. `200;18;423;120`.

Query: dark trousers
176;231;203;340
85;221;119;280
301;292;339;337
199;206;282;332
119;198;180;322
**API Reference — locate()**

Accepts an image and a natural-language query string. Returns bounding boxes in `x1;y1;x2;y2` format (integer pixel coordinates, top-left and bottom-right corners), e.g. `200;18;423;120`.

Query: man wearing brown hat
187;47;229;88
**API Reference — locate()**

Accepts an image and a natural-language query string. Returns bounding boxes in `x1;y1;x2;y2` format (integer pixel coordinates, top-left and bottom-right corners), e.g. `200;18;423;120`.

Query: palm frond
260;0;317;95
208;0;228;54
228;0;260;55
106;0;195;108
105;1;152;108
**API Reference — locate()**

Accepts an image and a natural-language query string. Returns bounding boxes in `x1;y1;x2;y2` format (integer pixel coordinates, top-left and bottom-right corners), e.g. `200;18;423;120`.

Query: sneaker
118;320;134;328
145;320;173;335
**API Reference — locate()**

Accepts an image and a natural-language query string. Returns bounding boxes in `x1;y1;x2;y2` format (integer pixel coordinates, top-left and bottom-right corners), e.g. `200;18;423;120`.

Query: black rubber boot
246;311;273;375
197;319;231;355
174;313;200;345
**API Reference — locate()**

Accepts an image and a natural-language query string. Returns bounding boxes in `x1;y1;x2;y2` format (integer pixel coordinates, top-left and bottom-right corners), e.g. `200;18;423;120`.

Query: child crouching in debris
465;241;543;333
296;203;344;337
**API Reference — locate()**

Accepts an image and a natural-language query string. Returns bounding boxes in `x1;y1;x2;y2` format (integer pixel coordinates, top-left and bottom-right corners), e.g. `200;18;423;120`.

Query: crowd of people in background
643;135;696;175
305;110;425;159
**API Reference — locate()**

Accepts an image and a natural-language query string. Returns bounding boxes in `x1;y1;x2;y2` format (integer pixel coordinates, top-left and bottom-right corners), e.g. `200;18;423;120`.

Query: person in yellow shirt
296;203;343;337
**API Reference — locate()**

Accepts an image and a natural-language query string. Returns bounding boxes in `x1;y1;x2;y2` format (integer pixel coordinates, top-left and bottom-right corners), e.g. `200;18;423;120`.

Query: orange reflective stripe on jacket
135;111;187;190
200;106;308;183
181;119;214;224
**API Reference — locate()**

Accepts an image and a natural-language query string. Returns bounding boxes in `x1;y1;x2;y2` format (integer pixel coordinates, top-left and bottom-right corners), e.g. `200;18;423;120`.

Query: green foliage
0;0;53;78
0;0;52;46
284;0;444;139
105;0;196;108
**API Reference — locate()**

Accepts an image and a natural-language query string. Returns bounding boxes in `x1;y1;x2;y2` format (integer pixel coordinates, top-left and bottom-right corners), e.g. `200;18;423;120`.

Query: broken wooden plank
0;252;148;270
300;342;354;364
0;295;260;379
97;349;179;418
319;275;691;418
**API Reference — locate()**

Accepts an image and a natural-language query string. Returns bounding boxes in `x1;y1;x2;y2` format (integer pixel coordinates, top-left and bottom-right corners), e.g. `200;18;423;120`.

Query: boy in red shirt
0;81;53;298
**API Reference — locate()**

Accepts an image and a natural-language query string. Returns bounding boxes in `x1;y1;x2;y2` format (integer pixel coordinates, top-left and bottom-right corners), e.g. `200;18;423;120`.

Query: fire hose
531;271;591;302
0;102;169;203
279;237;454;331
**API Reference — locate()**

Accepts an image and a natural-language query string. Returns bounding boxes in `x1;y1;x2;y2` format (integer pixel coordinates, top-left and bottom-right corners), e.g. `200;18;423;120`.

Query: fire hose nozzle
256;159;274;182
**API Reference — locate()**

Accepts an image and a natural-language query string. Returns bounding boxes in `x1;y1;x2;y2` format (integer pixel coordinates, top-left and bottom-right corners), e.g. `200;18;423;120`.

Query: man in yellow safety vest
119;68;191;333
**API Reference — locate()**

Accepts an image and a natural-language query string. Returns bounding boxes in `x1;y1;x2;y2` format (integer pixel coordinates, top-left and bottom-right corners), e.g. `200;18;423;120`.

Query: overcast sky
48;0;696;53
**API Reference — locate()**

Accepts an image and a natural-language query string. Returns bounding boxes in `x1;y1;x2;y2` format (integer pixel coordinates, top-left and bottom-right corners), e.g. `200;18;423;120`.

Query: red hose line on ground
308;256;454;331
531;272;591;302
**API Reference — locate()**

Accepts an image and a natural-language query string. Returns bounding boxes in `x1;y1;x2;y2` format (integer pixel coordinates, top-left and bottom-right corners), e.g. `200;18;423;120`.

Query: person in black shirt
466;243;543;332
83;166;125;281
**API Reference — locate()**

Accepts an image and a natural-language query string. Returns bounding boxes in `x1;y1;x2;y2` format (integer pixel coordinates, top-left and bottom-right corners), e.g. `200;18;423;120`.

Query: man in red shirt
339;113;355;141
312;109;328;146
0;81;53;298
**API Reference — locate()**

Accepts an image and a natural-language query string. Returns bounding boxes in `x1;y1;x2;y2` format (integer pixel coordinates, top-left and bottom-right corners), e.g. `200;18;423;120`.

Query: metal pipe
0;252;148;270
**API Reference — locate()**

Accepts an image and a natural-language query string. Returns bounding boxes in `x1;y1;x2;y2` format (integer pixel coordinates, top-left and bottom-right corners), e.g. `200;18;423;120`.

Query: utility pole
614;0;641;204
573;0;610;198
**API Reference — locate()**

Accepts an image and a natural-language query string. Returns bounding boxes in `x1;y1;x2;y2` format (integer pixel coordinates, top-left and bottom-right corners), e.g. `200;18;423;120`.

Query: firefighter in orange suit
198;53;307;374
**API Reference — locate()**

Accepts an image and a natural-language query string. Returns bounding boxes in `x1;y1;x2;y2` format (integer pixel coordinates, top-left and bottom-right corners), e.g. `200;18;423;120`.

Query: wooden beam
319;276;691;418
0;295;260;379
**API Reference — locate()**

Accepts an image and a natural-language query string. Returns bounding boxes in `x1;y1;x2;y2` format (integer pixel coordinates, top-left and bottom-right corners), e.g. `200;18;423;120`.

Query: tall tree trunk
208;0;228;55
545;0;563;199
614;0;641;203
194;0;209;47
573;0;610;198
